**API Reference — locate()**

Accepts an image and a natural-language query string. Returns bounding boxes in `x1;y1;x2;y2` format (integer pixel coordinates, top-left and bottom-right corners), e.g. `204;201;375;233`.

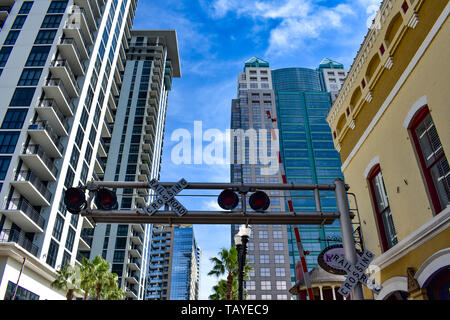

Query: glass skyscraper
271;64;346;284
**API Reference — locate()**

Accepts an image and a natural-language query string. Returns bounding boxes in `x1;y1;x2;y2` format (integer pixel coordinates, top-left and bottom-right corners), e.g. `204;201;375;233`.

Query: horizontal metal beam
81;210;340;225
85;181;347;191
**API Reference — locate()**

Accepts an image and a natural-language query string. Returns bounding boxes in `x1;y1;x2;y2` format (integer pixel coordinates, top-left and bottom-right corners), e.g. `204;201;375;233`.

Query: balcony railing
14;171;52;202
22;144;58;178
28;121;64;154
0;229;39;256
38;99;70;132
51;59;80;92
2;198;45;230
45;78;75;112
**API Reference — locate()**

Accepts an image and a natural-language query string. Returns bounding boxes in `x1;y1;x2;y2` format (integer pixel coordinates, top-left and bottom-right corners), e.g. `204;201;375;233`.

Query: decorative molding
403;95;427;128
335;143;341;152
415;247;450;286
371;207;449;271
349;120;355;130
365;91;373;102
375;276;408;300
363;156;380;178
384;56;394;69
407;267;420;292
408;13;419;28
341;4;450;172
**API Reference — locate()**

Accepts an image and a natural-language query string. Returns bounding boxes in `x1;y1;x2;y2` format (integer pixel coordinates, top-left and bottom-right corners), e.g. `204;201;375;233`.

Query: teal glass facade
271;68;344;283
169;226;200;300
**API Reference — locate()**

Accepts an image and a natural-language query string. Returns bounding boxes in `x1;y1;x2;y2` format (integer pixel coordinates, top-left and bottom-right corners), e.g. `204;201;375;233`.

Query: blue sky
132;0;382;299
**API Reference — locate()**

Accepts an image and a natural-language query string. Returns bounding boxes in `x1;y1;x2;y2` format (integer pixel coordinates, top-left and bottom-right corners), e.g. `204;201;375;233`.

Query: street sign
145;178;188;216
330;250;383;298
318;244;348;275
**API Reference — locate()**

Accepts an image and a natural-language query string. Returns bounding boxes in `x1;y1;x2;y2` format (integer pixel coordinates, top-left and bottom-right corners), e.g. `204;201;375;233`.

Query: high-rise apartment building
146;225;200;300
230;57;292;300
0;0;138;300
271;65;346;285
86;30;181;300
318;58;347;102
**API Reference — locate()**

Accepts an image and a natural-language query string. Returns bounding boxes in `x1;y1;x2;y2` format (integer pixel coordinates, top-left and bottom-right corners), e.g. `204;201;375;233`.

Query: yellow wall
343;13;449;256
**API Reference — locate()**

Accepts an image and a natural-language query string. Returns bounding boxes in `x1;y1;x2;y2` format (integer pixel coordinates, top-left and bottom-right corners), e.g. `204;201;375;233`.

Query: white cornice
371;207;450;270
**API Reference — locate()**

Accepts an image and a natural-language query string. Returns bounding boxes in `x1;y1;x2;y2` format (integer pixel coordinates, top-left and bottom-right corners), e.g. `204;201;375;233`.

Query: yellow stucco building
326;0;449;300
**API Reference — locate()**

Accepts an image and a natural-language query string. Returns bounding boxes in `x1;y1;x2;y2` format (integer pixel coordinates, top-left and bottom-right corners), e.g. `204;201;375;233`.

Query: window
261;294;272;300
275;267;285;277
260;268;270;277
18;68;42;86
260;255;269;264
246;281;255;290
0;157;11;180
0;47;12;67
48;1;68;13
0;132;19;153
19;2;34;14
1;109;28;129
368;165;398;251
277;294;288;300
259;242;269;251
276;281;287;290
273;230;283;238
12;16;27;29
261;280;271;290
46;240;59;267
113;250;125;262
258;230;268;239
10;87;36;106
52;214;64;241
410;107;449;213
4;281;39;300
25;46;50;66
35;30;57;44
41;14;63;28
4;31;20;45
273;242;284;251
274;255;285;263
65;227;75;251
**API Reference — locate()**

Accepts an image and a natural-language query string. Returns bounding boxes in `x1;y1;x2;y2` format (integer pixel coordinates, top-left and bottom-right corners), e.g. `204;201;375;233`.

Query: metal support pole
334;178;364;300
11;257;26;300
238;235;248;300
236;242;243;300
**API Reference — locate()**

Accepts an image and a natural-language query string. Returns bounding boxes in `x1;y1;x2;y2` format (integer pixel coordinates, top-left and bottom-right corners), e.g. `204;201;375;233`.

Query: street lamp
235;224;252;300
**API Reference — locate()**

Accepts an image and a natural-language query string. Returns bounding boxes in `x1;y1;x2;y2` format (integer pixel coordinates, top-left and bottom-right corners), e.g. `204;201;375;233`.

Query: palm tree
102;273;125;300
208;247;239;300
91;256;112;300
79;257;96;300
209;279;238;300
51;263;80;300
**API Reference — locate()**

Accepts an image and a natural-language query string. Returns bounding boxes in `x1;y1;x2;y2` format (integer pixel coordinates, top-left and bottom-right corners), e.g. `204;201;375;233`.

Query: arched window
409;106;449;213
368;164;398;252
349;86;362;112
384;12;403;48
365;54;381;82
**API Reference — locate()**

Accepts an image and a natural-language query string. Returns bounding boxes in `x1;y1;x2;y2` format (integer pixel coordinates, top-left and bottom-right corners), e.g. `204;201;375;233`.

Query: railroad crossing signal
330;249;383;298
144;178;188;216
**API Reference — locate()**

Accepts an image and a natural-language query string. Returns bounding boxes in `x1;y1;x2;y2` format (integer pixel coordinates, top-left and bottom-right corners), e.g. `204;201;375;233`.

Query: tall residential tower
0;0;138;300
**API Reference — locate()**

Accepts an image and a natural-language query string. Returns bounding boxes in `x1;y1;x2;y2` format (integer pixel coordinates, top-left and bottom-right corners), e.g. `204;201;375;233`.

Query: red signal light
95;188;118;210
64;187;87;214
304;250;310;255
249;191;270;212
218;189;239;210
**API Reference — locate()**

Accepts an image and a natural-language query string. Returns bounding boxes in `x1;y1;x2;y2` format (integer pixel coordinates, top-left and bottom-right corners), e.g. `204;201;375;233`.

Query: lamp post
235;225;252;300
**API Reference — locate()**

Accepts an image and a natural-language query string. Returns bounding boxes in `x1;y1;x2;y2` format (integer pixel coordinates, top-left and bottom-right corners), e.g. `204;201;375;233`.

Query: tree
51;263;81;300
79;257;96;300
209;279;238;300
208;247;239;300
91;256;114;300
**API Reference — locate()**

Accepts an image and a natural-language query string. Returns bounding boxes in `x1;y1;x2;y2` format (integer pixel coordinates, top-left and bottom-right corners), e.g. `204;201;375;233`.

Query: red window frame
368;165;393;252
409;106;448;214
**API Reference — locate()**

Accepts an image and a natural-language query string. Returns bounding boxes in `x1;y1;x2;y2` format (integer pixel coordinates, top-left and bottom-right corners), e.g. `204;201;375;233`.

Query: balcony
149;264;163;269
141;151;151;164
28;121;63;158
129;246;142;258
152;236;167;241
116;56;124;72
125;272;139;285
57;38;86;74
36;99;69;136
139;161;151;175
104;106;114;124
132;224;145;233
127;258;141;271
148;286;162;291
89;0;101;18
131;232;144;246
0;198;45;233
135;195;147;208
148;271;163;277
49;60;80;97
78;234;91;250
20;145;58;181
151;257;163;263
101;121;111;138
108;93;117;111
0;229;39;257
74;0;97;31
150;250;165;255
66;6;93;45
82;216;94;229
43;79;75;117
62;26;89;60
11;171;52;206
94;157;104;175
125;287;138;299
149;278;163;284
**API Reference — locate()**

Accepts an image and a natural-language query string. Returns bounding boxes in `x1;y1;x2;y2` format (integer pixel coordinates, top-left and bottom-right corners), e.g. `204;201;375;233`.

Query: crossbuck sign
331;250;383;298
144;178;188;216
